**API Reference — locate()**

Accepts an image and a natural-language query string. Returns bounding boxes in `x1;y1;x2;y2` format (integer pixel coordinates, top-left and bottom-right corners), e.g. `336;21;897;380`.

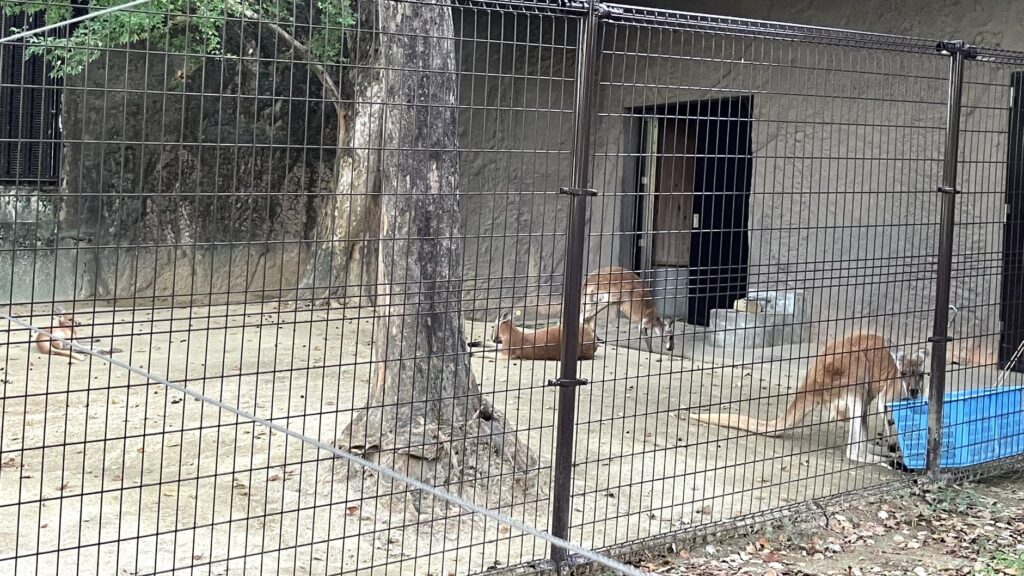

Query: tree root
333;401;543;521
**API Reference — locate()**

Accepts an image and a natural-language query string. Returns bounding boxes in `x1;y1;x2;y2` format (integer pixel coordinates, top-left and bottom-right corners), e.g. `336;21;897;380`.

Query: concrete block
734;297;766;314
710;309;778;348
748;289;806;317
709;289;810;349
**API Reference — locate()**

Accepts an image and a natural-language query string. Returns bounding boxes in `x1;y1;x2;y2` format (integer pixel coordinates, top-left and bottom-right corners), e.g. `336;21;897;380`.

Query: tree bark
296;2;386;306
336;0;538;514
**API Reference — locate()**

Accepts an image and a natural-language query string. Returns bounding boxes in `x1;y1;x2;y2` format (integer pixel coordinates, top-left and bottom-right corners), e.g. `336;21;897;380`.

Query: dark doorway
1;10;64;183
1000;71;1024;371
634;96;753;327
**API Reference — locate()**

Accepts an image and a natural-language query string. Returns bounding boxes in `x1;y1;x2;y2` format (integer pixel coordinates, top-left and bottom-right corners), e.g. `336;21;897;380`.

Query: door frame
631;95;754;326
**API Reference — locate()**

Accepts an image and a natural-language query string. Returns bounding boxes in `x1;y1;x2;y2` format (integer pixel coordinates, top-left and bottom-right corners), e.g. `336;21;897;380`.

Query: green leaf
5;0;354;78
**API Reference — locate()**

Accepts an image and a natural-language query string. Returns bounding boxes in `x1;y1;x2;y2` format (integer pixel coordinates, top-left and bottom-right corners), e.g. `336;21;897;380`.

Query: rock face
52;22;337;305
2;0;1013;361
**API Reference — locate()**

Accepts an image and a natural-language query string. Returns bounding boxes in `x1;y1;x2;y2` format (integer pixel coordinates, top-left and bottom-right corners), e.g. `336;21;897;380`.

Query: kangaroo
468;311;598;361
581;266;674;353
35;311;88;363
690;332;928;465
35;308;122;363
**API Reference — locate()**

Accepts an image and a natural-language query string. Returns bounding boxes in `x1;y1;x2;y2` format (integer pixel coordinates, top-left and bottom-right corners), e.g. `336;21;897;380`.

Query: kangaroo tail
690;392;814;437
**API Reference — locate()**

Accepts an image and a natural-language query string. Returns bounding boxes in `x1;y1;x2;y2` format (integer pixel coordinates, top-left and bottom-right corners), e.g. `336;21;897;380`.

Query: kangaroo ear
53;304;65;315
498;311;513;323
895;350;906;368
597;292;611;303
914;348;928;363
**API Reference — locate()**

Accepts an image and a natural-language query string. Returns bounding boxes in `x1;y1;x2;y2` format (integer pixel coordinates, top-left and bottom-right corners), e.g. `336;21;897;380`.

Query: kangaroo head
894;348;929;399
52;306;79;328
49;314;76;329
645;316;676;352
491;311;514;344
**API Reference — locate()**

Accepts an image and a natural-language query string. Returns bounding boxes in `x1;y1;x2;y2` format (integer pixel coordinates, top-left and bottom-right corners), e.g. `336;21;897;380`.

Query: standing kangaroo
690;332;928;465
468;311;598;361
581;266;674;353
35;307;122;363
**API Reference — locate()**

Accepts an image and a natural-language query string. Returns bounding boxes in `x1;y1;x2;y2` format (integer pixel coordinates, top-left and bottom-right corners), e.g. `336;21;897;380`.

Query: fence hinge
937;186;959;195
935;40;979;59
559;187;598;197
547;377;589;388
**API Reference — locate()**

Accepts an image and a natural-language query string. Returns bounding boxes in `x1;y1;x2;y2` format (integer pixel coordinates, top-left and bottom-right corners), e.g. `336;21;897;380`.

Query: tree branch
227;1;344;105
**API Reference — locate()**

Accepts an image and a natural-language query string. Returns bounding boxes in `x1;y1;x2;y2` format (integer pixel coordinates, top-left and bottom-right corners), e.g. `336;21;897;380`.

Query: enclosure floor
0;303;1011;576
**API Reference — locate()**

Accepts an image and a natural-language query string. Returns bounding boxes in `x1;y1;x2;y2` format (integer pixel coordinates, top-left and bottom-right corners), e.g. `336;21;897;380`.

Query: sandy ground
0;302;1019;576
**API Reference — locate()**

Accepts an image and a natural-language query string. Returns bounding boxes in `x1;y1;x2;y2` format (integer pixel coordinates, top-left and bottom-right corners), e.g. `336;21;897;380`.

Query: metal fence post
927;40;976;475
547;0;601;566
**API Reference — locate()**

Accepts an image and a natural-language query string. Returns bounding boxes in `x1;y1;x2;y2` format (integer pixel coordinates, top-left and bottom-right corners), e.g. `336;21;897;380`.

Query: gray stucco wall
588;23;956;344
456;13;576;320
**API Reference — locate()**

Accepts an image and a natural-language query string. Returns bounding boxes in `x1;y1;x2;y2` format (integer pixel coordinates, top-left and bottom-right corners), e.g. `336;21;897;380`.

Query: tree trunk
296;2;386;307
336;0;538;515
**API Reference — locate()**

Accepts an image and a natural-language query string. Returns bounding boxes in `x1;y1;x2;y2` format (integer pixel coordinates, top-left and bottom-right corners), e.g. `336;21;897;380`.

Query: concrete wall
456;12;577;320
588;20;955;345
592;0;1014;350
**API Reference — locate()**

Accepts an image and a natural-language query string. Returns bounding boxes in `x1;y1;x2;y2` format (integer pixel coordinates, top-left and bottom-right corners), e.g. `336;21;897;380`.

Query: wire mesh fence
2;0;1024;575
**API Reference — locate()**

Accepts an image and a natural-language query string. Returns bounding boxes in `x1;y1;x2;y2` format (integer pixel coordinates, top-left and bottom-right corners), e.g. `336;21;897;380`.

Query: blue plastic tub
887;385;1024;470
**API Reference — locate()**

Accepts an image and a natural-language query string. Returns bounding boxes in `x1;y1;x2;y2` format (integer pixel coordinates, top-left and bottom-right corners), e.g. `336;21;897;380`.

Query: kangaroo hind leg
843;395;892;466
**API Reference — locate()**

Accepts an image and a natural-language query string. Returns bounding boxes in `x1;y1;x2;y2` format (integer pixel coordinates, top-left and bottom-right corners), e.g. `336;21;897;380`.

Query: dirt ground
0;302;1018;575
623;472;1024;576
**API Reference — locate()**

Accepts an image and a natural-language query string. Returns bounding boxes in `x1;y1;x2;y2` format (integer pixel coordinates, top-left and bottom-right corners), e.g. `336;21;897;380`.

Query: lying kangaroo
35;308;122;363
581;266;674;353
468;311;598;361
690;332;928;465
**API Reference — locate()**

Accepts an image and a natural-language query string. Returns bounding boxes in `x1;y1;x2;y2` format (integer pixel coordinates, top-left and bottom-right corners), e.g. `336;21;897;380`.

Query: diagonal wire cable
0;0;154;44
1;312;655;576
